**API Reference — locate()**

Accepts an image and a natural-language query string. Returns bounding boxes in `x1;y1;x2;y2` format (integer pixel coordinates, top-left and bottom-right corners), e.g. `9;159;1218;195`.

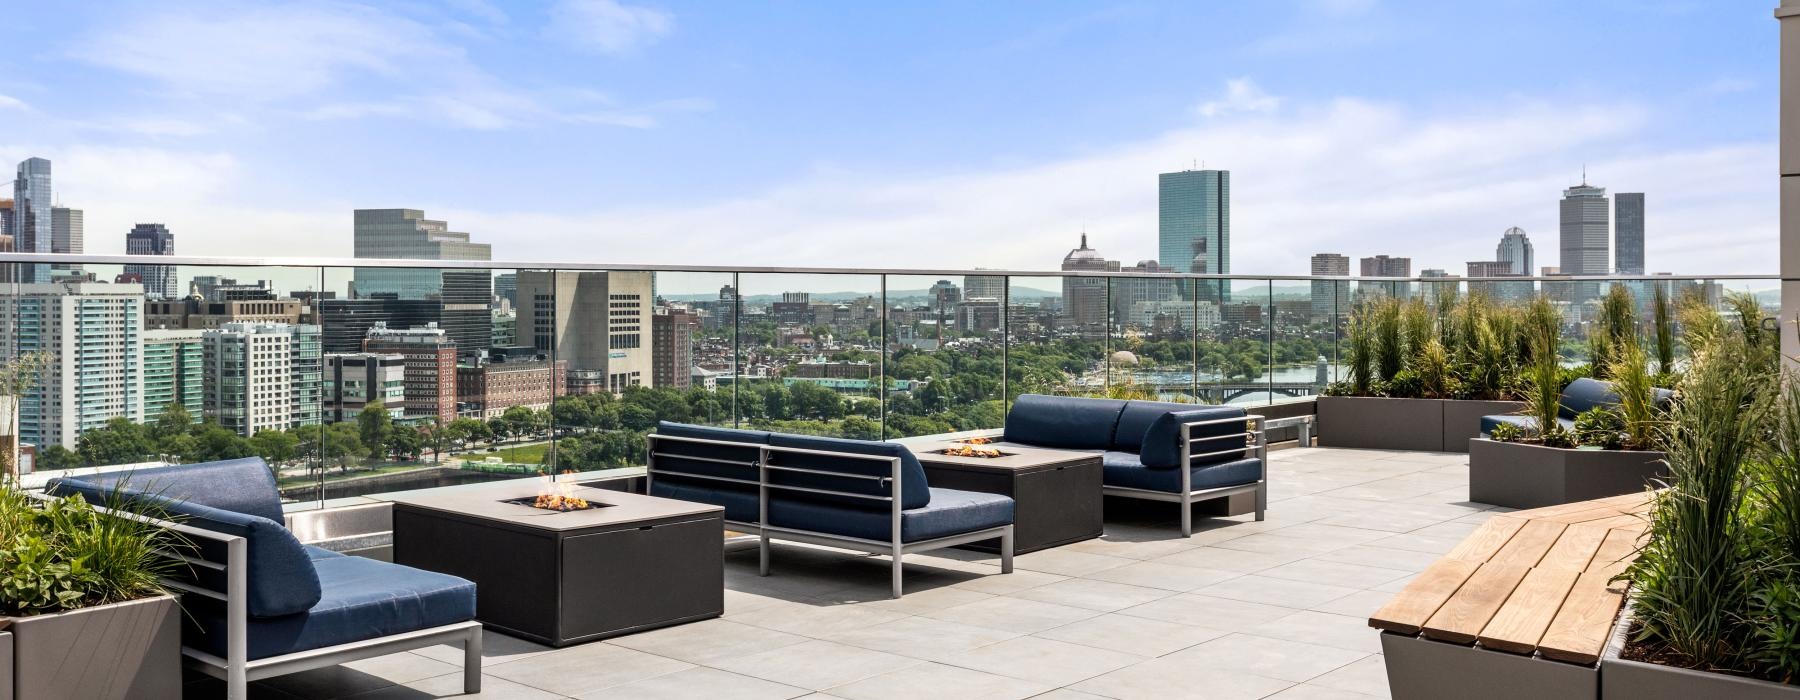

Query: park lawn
463;442;550;465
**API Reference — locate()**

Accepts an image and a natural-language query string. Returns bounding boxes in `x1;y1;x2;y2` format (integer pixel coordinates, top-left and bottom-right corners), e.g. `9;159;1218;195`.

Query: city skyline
0;1;1776;276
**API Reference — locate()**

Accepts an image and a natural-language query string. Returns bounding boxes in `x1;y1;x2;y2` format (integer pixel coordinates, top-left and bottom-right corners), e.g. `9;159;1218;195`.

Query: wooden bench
1368;492;1653;700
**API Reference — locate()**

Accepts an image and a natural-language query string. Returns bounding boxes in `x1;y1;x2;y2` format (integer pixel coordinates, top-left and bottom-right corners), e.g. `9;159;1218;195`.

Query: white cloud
0;94;28;111
547;0;673;54
1197;78;1281;118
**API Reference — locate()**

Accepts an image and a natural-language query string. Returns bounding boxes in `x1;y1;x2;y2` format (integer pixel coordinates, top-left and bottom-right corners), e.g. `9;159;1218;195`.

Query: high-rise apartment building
1496;227;1535;277
0;281;145;449
51;207;82;256
203;322;322;437
13;158;52;282
964;274;1004;301
1560;182;1610;275
124;224;180;299
323;353;407;422
1309;253;1351;321
494;273;518;307
652;307;698;390
352;209;493;353
1359;255;1411;277
143;329;205;420
363;322;459;423
1060;234;1116;336
514;270;654;394
1158;169;1230;282
1614;193;1645;274
1111;260;1182;327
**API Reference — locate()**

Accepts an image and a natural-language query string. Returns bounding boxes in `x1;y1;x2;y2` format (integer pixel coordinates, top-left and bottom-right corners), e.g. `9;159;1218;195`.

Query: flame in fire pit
532;477;592;512
938;445;1007;458
956;436;997;445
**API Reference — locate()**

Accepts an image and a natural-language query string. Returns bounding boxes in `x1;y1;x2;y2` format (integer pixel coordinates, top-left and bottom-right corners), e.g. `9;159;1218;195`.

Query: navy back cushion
1003;394;1126;450
48;476;324;618
1138;406;1250;468
1559;378;1622;419
1113;401;1207;452
766;433;931;510
651;422;769;487
64;457;286;524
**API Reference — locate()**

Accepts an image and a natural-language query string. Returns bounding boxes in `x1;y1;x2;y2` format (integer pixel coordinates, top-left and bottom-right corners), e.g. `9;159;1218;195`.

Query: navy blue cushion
1003;394;1126;450
1113;401;1198;452
1101;452;1263;493
186;555;476;660
1559;378;1621;419
57;457;285;524
652;422;768;485
46;478;323;618
766;433;931;510
650;481;1012;543
304;545;346;560
1479;414;1575;435
1137;406;1249;468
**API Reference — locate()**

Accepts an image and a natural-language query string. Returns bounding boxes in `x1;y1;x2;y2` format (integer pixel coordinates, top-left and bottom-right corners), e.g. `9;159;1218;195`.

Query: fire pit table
891;432;1103;554
387;478;725;647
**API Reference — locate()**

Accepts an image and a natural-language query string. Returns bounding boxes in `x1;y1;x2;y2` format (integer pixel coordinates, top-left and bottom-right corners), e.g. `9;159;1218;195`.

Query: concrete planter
1318;396;1524;452
1468;438;1667;509
1;628;12;700
1318;396;1445;451
1380;631;1595;700
1601;600;1800;700
6;594;180;700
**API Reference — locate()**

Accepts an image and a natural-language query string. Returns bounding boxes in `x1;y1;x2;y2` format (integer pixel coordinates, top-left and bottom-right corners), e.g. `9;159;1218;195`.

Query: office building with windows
515;270;654;394
202;322;322;437
1309;253;1351;322
143;329;205;420
125;223;180;299
1615;193;1645;274
352;209;493;353
0;281;145;449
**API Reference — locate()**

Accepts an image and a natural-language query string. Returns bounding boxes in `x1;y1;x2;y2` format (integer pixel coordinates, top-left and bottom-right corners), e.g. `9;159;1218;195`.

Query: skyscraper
13;158;52;283
1359;255;1411;277
203;322;324;437
1496;227;1535;277
352;209;493;353
125;223;180;299
514;270;654;394
1060;234;1114;337
51;207;82;256
0;281;146;449
363;322;459;423
652;307;698;390
1560;181;1610;276
1158;169;1229;301
1310;253;1350;321
1615;193;1645;275
963;273;1004;301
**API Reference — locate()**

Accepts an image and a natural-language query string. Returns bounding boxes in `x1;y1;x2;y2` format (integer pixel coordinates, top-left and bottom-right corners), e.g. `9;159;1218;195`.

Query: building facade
202;322;322;437
143;329;205;420
323;353;407;422
652;307;697;390
351;209;493;353
514;270;654;394
1309;253;1351;322
1614;193;1645;275
1060;234;1115;337
13;158;52;282
146;298;304;330
51;207;82;258
124;223;180;299
1560;182;1611;276
1158;169;1230;290
0;281;145;449
456;357;567;420
1496;226;1535;277
362;322;459;423
963;274;1004;301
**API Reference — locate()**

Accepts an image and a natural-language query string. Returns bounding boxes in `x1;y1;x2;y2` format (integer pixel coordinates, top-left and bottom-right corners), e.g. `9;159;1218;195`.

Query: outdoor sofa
1478;378;1674;436
48;458;482;700
999;394;1268;536
645;423;1017;598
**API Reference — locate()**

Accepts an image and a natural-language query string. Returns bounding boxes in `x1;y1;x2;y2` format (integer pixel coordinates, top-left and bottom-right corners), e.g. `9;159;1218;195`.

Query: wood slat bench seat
1370;492;1652;666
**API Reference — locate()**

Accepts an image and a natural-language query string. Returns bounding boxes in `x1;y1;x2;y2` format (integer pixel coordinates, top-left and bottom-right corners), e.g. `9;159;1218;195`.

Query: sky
0;0;1783;289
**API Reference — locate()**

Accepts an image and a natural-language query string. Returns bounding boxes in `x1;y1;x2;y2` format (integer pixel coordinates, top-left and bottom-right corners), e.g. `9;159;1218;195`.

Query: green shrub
1384;369;1422;399
1573;407;1626;451
1589;285;1639;379
1489;422;1523;443
1608;343;1661;450
1371;298;1405;384
1652;285;1676;375
0;484;179;617
1346;310;1374;396
1541;423;1577;448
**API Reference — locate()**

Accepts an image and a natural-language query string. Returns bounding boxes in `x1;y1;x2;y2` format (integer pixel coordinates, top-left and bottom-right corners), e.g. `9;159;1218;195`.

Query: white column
1782;2;1800;369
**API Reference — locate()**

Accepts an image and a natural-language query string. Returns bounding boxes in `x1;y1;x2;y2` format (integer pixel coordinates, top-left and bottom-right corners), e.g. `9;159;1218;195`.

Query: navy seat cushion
1101;452;1264;493
304;545;346;560
48;477;323;618
1479;414;1575;435
650;482;1012;543
1003;394;1126;450
56;457;286;524
766;433;931;510
187;555;476;660
652;422;768;485
1137;406;1249;468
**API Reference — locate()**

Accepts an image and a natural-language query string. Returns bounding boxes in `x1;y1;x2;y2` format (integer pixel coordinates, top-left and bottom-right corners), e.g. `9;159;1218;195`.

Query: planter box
1601;599;1800;699
7;594;180;700
1318;396;1445;451
1319;396;1524;453
1469;439;1667;509
1380;631;1595;700
1;629;12;700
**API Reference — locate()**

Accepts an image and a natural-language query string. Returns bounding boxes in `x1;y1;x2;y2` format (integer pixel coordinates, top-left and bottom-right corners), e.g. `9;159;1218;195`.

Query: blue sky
0;0;1781;280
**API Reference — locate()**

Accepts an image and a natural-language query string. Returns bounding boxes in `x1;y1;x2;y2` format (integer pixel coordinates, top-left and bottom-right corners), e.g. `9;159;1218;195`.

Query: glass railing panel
1005;275;1107;402
1195;279;1271;406
1270;277;1332;404
1107;276;1195;402
882;273;1004;438
732;272;882;437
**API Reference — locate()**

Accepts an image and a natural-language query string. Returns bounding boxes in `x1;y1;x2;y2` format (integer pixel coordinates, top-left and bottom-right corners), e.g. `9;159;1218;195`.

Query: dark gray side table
388;480;725;647
893;436;1103;554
